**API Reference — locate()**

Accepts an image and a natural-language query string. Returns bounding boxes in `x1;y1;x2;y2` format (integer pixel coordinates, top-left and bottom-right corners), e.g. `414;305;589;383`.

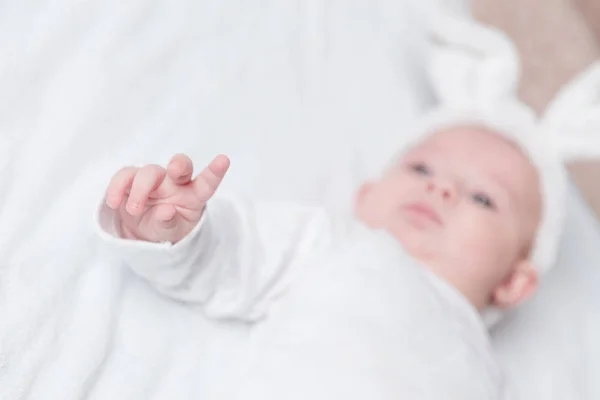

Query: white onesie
97;194;510;399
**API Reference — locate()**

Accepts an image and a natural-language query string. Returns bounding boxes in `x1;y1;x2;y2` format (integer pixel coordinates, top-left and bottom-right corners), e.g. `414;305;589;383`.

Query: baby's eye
410;162;431;176
471;192;496;210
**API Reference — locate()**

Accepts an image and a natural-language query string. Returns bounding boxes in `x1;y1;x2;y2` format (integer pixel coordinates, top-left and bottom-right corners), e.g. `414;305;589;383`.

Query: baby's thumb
154;203;178;228
148;204;191;243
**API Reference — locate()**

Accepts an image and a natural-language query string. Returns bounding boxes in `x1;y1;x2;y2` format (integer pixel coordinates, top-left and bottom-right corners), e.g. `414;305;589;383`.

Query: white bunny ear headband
399;8;600;326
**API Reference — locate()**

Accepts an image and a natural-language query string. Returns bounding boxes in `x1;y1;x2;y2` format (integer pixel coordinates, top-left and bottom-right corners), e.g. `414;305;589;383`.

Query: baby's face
355;126;542;310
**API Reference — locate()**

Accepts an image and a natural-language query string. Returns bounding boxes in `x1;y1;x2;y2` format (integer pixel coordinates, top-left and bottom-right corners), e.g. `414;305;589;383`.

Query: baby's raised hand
105;154;230;243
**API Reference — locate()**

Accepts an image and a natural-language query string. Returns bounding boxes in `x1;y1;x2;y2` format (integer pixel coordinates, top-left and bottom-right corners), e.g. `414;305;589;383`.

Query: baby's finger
193;154;230;202
106;167;138;209
167;153;194;185
126;165;167;215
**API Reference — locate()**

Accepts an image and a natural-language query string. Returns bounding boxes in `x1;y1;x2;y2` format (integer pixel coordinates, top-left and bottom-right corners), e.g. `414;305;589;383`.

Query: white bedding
0;0;598;399
234;224;505;399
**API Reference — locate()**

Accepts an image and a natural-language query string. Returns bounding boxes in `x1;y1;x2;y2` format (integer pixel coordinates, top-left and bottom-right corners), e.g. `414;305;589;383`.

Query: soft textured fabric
1;1;598;399
474;0;599;113
98;195;506;399
0;2;434;398
96;195;331;322
234;219;506;399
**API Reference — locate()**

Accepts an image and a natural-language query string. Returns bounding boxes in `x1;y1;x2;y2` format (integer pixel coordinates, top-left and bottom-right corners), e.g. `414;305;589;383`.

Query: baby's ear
491;260;538;309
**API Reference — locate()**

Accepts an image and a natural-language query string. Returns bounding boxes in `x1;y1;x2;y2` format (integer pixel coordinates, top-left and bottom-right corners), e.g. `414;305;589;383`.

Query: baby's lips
403;202;443;225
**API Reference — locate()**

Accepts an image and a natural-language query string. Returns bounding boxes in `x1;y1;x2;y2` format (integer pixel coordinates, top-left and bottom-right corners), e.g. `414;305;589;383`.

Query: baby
101;125;541;315
97;123;543;398
95;10;600;398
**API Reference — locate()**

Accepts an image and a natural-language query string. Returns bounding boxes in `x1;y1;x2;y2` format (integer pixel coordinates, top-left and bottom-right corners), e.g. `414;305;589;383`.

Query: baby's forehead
412;125;521;155
403;125;532;170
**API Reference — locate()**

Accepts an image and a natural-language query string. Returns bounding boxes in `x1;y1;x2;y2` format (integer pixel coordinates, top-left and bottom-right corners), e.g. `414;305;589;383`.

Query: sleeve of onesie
94;194;330;321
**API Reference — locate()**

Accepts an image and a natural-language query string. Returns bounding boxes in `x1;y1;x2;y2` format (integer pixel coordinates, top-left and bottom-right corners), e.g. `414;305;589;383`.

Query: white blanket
0;187;249;399
234;222;507;399
4;0;597;399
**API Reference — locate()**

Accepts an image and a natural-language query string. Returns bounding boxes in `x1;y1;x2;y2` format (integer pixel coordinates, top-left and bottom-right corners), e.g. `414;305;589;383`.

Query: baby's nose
426;178;457;201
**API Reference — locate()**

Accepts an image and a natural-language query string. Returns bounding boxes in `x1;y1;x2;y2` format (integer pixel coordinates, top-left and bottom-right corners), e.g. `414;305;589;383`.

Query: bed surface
0;1;598;398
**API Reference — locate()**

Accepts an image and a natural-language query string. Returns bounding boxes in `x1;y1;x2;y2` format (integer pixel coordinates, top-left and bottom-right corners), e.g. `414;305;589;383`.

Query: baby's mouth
402;202;443;226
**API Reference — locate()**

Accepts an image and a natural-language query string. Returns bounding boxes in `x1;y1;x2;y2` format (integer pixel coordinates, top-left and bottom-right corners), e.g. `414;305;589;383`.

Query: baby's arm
96;155;328;321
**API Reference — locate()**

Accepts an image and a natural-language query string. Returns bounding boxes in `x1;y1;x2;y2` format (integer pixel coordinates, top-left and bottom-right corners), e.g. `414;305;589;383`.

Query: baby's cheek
375;186;405;212
452;215;504;256
359;188;399;227
474;219;517;263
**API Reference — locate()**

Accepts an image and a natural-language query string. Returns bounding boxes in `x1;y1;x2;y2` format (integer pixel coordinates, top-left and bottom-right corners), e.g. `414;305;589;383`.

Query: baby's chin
387;224;441;263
